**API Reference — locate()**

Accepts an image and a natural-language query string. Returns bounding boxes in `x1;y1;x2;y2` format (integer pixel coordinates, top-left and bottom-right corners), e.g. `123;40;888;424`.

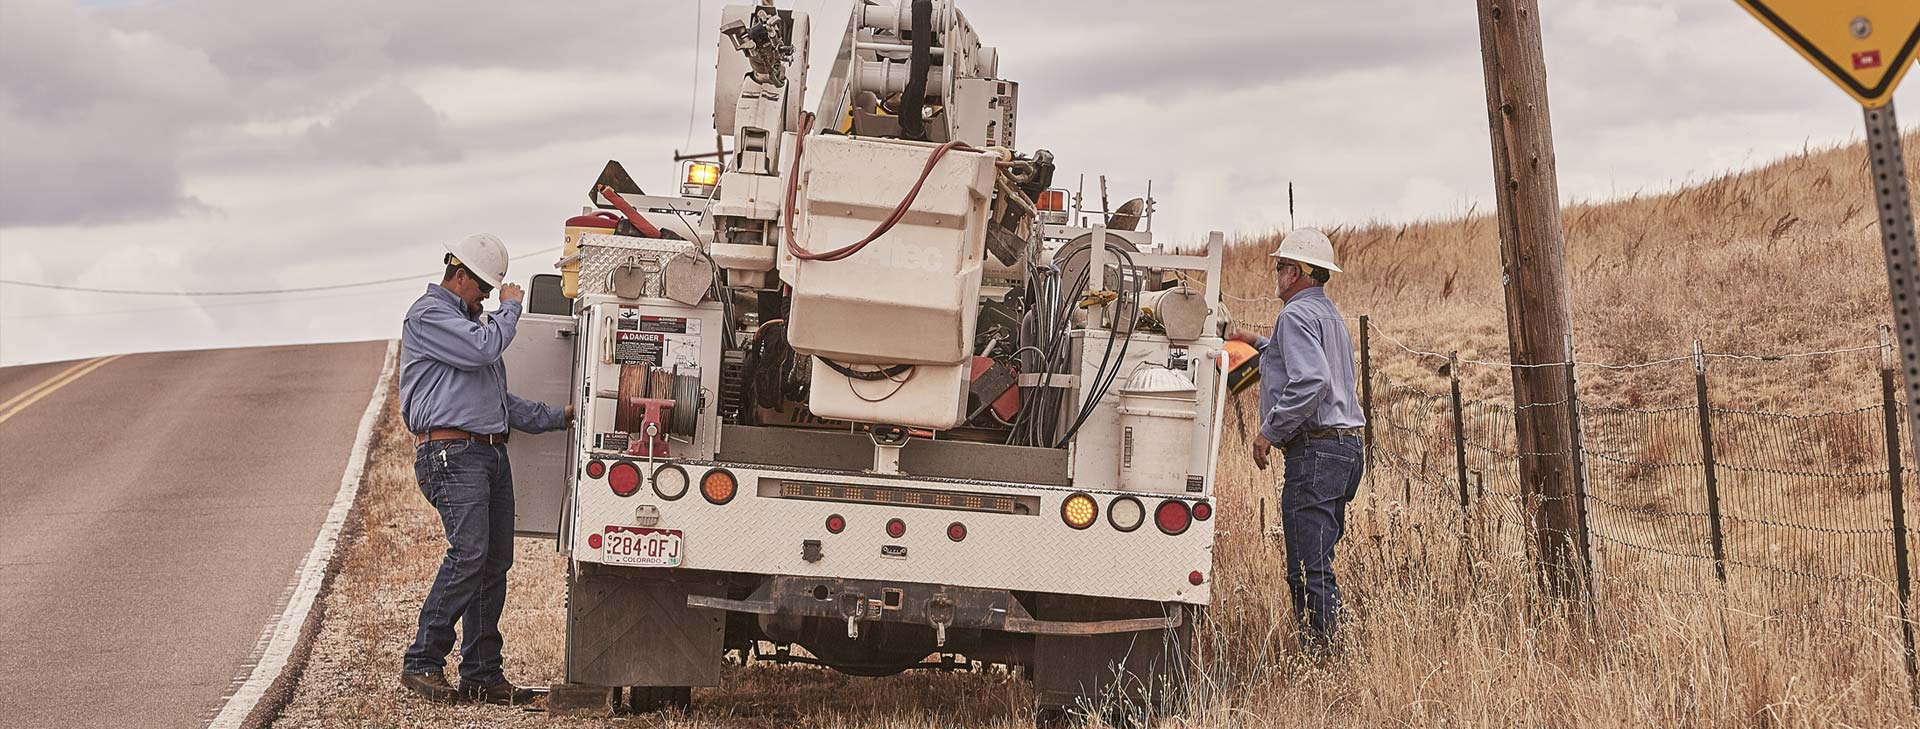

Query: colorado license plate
601;526;683;567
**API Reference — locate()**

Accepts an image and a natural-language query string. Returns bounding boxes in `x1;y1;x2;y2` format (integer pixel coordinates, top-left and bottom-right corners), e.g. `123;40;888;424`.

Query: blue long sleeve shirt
1254;286;1366;445
399;284;566;436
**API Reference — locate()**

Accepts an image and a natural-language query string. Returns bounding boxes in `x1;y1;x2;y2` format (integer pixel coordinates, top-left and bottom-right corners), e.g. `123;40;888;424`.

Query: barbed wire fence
1342;313;1919;699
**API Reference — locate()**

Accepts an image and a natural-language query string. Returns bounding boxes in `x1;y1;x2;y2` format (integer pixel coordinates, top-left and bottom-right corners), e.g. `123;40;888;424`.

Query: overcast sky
0;0;1912;365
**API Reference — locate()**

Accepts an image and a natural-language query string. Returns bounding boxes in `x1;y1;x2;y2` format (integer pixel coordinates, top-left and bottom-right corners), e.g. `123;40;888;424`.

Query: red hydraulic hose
598;185;664;238
782;111;984;262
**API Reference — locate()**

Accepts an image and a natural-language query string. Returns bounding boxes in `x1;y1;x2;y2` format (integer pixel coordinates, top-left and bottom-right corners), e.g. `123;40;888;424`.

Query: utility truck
504;0;1229;720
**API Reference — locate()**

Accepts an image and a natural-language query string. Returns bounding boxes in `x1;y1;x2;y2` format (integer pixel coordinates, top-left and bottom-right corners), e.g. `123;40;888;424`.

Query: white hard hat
1268;227;1341;273
443;233;510;287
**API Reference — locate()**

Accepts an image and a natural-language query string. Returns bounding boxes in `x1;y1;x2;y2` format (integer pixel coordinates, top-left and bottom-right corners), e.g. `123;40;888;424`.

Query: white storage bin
1116;367;1199;492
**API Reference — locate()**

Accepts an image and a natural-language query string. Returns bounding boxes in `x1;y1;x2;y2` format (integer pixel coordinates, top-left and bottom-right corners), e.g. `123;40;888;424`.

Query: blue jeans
403;439;515;684
1280;434;1364;649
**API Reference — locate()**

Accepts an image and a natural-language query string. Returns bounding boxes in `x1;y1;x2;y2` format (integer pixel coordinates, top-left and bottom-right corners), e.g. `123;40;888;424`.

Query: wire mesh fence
1352;316;1919;689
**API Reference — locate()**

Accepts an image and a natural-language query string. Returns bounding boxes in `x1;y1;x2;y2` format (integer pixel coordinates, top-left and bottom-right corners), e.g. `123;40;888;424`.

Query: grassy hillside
1220;132;1916;413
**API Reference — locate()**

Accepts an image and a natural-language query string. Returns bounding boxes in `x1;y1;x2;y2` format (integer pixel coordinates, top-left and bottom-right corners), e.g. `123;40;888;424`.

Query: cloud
0;0;229;225
306;82;460;165
1;0;1914;365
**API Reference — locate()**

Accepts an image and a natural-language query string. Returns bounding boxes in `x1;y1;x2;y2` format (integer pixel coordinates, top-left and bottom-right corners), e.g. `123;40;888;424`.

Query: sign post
1735;0;1920;708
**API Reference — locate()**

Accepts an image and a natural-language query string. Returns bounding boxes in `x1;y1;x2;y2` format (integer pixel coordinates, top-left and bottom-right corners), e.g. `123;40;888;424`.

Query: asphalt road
0;341;389;729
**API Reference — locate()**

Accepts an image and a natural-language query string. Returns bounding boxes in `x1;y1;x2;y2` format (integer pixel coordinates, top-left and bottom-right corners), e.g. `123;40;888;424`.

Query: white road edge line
208;339;398;729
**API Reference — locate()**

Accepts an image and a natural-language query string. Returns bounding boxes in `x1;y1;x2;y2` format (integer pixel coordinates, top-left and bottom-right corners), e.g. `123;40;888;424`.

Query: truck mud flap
1031;595;1197;718
567;563;726;688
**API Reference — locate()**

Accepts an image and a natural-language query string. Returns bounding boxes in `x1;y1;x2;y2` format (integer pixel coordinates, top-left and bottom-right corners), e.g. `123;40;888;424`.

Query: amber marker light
700;468;738;505
1060;493;1098;530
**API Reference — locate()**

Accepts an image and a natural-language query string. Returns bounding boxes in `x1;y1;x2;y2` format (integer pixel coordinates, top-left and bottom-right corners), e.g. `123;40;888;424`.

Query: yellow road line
0;354;123;425
0;358;96;413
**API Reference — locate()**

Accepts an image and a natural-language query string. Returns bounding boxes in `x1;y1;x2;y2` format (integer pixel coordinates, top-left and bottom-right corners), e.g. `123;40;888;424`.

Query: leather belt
1284;426;1364;449
416;428;509;445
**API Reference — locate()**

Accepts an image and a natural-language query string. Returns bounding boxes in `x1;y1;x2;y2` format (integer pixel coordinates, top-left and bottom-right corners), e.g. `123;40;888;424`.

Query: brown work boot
399;671;460;704
461;678;538;706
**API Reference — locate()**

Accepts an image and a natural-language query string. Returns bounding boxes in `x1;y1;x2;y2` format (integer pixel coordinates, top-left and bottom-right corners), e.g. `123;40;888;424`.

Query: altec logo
1854;50;1884;70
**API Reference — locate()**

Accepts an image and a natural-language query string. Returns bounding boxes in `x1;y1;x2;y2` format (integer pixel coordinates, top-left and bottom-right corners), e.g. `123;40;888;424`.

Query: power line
1;279;424;321
683;1;704;151
0;246;561;297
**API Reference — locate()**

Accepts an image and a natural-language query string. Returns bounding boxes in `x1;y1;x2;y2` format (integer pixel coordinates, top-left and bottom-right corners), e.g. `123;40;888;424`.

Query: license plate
601;526;683;567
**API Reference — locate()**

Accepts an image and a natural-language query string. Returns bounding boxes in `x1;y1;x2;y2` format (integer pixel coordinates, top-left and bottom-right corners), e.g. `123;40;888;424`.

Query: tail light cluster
1057;492;1209;535
586;460;722;504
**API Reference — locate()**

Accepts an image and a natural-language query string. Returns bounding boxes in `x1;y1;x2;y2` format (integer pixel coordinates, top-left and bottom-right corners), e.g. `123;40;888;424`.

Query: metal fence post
1449;351;1470;513
1693;341;1728;584
1881;324;1920;708
1360;315;1375;470
1564;335;1594;595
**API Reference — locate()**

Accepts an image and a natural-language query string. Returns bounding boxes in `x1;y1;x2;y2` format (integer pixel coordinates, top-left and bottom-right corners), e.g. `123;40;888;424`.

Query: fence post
1564;335;1594;597
1693;340;1729;584
1360;315;1375;470
1449;351;1470;513
1881;324;1920;708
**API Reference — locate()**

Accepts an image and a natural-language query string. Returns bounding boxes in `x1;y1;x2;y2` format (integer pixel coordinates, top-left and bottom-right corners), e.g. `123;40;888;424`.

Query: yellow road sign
1734;0;1919;108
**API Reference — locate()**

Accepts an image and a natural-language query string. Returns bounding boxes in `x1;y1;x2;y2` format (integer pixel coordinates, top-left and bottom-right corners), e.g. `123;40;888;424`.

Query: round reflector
947;522;967;542
607;461;642;497
586;459;607;479
652;463;690;500
700;468;737;505
1192;500;1213;521
1061;493;1098;530
1189;570;1205;586
1155;499;1191;535
1108;496;1146;532
587;533;603;549
886;518;907;538
826;514;846;533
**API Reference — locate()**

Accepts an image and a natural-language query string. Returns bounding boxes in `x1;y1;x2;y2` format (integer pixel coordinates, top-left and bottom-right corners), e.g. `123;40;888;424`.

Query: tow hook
839;592;866;639
928;595;955;647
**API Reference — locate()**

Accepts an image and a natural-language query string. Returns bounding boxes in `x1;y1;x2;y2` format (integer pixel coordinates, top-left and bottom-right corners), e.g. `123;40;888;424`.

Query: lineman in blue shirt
397;233;570;706
1228;228;1367;652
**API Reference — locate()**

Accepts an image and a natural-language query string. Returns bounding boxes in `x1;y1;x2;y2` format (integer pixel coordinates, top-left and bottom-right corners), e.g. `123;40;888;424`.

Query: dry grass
276;135;1920;727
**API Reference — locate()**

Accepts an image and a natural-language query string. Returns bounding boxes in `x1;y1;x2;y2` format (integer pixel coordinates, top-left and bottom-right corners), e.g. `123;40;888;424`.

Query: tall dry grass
275;135;1920;727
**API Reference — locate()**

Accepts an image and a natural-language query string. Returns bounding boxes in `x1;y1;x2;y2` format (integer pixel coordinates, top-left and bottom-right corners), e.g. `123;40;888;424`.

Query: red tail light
1192;501;1212;521
586;459;606;479
826;514;846;534
1155;500;1191;535
947;522;967;542
607;461;641;497
1189;570;1205;585
886;518;907;538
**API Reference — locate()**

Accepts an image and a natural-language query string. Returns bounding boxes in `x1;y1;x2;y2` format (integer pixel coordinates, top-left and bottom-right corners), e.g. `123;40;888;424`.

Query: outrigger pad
567;563;726;688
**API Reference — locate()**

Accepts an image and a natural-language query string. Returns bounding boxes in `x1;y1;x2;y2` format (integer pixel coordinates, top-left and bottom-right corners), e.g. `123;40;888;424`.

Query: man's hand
564;405;575;423
1227;329;1261;347
1252;434;1272;470
498;283;525;305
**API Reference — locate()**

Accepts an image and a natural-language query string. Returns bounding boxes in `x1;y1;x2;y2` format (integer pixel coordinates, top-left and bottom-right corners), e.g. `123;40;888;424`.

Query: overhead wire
1;246;562;298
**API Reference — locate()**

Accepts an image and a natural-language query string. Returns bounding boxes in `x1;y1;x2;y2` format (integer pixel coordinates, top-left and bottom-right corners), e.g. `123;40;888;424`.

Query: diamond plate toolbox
578;233;700;299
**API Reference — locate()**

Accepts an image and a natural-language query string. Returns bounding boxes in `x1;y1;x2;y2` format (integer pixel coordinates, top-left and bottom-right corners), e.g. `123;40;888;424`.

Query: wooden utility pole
1473;0;1590;602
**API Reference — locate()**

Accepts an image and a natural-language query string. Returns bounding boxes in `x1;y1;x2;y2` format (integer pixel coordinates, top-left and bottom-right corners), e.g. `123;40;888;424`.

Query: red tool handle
598;185;664;238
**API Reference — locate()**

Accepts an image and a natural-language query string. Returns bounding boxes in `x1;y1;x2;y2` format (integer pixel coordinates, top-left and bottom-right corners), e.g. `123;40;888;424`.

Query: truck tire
628;685;692;713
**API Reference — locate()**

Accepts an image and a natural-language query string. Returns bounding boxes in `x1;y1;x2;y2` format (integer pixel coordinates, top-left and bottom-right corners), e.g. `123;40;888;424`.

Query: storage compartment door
505;279;577;538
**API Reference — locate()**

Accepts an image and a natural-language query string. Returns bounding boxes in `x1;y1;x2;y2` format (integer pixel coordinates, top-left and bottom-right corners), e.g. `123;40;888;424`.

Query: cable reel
612;364;703;442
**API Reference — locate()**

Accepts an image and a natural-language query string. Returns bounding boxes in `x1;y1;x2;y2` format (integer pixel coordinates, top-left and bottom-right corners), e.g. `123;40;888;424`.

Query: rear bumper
687;575;1183;637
